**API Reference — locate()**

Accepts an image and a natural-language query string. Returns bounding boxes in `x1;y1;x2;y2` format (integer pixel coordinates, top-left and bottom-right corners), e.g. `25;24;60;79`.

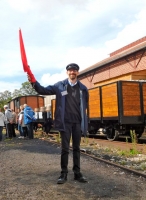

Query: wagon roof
8;95;45;102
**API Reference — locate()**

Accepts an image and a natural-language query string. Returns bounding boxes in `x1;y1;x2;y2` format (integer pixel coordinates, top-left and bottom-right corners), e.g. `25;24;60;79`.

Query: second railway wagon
8;95;49;125
8;95;45;113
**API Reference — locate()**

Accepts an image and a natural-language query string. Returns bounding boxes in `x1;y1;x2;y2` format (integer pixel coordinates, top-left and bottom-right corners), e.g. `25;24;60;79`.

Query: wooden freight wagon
88;80;145;140
8;95;56;134
8;95;45;113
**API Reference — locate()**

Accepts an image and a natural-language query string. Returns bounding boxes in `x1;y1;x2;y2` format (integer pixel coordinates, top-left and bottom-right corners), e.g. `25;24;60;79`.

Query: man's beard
69;74;76;80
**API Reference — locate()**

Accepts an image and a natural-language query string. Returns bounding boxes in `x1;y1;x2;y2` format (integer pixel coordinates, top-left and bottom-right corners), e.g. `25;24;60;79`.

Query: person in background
3;105;13;139
11;109;17;137
43;117;53;134
0;108;5;141
23;104;35;139
18;105;24;139
18;105;28;138
17;110;21;137
27;63;89;184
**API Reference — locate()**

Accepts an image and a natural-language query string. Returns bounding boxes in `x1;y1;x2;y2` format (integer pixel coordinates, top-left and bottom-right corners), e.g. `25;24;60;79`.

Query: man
18;105;28;139
0;108;5;141
43;117;53;134
27;63;89;184
3;105;13;138
23;104;35;139
11;109;17;137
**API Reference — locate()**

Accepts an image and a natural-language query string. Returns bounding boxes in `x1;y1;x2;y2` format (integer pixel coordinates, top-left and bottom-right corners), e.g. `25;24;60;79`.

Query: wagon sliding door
88;87;101;120
118;81;143;124
101;81;143;124
101;82;118;120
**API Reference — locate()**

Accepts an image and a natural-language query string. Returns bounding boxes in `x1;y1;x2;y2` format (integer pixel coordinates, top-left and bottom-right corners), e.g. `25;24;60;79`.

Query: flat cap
66;63;79;71
4;105;8;108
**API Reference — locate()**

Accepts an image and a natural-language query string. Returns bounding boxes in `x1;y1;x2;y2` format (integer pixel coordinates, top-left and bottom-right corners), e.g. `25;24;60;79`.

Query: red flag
19;29;29;72
19;29;36;82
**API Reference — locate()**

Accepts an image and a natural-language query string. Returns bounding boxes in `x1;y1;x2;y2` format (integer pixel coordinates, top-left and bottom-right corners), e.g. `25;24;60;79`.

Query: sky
1;0;146;93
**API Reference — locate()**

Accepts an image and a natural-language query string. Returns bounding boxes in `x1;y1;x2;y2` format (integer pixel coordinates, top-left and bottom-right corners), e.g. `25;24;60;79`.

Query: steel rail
42;138;146;179
80;150;146;179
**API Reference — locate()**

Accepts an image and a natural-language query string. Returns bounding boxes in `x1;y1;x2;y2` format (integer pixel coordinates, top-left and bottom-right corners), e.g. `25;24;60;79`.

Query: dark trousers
33;122;38;132
11;123;16;137
6;123;13;138
60;123;82;174
26;122;34;139
0;126;3;141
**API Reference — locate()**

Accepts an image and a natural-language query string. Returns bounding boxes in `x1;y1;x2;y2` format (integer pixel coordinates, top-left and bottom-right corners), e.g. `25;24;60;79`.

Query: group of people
1;62;89;184
0;108;5;141
0;103;35;141
0;106;17;140
17;104;34;139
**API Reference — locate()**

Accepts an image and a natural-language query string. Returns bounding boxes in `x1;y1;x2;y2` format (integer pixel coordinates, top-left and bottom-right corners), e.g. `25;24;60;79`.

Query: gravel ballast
0;138;146;200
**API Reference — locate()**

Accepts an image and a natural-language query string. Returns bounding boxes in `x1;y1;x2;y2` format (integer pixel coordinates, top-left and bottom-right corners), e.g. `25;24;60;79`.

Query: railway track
80;149;146;179
40;134;146;179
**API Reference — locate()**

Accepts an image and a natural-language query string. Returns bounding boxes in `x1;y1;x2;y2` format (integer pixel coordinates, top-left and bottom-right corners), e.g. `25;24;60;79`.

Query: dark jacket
33;79;89;135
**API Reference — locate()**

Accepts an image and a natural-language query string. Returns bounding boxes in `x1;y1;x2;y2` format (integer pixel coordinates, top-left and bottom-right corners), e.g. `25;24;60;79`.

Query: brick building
78;36;146;89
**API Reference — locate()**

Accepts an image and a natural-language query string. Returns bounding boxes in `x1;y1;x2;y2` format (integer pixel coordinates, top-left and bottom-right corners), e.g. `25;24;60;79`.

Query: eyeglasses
67;68;78;72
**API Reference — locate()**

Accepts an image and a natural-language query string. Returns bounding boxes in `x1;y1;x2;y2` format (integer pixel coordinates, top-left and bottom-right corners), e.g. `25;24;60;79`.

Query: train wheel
136;132;143;138
135;127;144;138
106;129;119;141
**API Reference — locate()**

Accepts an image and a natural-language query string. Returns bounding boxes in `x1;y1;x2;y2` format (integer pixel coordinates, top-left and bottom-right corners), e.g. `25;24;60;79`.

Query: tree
12;89;22;98
20;81;38;95
0;81;38;110
1;90;12;100
0;90;12;110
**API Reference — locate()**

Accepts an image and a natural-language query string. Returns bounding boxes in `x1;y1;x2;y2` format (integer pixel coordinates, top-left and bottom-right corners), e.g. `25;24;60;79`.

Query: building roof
78;37;146;77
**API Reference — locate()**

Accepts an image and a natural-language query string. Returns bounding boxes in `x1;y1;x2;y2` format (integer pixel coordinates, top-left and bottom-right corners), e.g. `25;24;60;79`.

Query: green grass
117;148;142;157
56;132;61;143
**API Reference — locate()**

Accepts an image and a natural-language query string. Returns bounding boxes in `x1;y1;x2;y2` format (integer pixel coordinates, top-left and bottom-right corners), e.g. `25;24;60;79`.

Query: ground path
0;138;146;200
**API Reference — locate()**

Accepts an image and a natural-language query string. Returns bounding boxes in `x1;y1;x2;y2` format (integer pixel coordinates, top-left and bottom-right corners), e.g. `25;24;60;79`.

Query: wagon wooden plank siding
20;96;44;110
101;82;118;118
100;81;143;123
141;82;146;115
20;96;45;111
118;81;144;124
88;87;101;119
122;82;141;116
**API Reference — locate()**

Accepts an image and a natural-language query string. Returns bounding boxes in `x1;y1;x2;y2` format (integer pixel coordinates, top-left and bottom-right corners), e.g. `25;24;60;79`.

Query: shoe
74;172;87;183
57;173;67;184
18;136;24;139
